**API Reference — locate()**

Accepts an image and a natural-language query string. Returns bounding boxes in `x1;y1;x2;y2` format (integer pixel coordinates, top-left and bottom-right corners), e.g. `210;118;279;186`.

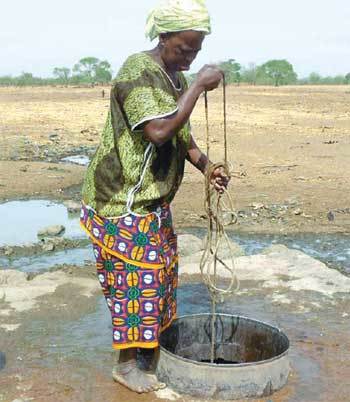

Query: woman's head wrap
145;0;211;41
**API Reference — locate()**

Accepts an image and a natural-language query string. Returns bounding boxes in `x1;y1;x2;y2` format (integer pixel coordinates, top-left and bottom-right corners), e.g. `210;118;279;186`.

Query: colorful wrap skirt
80;203;178;350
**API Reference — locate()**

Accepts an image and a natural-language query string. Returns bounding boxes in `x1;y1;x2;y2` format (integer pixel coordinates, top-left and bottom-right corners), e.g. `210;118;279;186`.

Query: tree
308;72;322;84
73;57;100;83
218;59;241;84
73;57;112;84
241;62;257;85
53;67;71;84
345;73;350;84
257;59;297;86
17;72;34;86
94;60;112;83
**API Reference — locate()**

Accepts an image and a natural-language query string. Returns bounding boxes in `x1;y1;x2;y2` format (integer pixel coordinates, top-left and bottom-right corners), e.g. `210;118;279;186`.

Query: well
157;313;290;400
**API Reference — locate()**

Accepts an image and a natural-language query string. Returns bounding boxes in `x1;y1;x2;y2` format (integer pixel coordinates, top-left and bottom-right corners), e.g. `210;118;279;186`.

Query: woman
80;0;228;394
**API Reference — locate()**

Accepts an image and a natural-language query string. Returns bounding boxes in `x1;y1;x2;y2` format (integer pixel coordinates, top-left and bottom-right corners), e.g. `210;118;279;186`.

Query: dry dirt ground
0;85;350;401
1;85;349;233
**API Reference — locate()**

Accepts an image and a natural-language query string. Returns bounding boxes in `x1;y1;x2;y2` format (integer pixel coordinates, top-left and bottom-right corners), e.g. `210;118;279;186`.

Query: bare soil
1;84;349;233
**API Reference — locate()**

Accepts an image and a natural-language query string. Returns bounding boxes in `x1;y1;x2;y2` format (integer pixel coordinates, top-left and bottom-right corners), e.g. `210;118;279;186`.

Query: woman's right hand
195;65;223;92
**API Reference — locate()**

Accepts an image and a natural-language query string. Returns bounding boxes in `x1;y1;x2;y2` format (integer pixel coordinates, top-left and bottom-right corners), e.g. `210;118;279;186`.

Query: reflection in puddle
0;246;93;272
0;223;349;276
61;155;90;166
0;200;84;246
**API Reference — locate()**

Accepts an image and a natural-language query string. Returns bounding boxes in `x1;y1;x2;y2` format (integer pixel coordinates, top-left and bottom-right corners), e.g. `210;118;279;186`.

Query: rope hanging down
199;76;239;363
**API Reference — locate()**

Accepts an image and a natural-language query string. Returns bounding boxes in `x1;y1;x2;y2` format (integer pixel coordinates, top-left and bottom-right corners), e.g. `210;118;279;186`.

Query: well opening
157;313;290;399
160;313;289;365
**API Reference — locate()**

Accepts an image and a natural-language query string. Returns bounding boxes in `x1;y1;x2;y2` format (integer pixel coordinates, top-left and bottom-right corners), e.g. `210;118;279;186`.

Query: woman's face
160;30;205;72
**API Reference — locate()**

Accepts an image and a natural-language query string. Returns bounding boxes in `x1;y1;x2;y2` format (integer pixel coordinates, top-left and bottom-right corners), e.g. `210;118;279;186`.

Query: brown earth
1;84;350;401
0;84;349;233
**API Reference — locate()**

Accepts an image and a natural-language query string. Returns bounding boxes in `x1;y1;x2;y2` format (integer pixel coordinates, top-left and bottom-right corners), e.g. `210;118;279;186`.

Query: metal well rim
159;313;290;368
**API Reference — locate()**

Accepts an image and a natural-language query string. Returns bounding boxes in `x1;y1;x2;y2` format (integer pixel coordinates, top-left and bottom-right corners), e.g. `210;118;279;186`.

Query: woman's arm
186;134;209;173
187;134;230;194
143;65;222;146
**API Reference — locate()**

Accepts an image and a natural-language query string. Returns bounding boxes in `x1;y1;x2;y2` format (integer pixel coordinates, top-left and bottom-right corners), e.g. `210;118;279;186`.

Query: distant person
80;0;228;394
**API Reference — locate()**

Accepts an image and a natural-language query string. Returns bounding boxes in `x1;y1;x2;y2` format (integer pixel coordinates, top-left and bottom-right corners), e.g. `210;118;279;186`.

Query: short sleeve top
82;52;191;217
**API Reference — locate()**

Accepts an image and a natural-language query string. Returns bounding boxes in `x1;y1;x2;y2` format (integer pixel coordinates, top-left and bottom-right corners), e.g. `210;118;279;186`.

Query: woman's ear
159;33;167;48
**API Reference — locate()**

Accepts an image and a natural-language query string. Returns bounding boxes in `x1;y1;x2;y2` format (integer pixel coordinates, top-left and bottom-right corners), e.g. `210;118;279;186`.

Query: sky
1;0;350;78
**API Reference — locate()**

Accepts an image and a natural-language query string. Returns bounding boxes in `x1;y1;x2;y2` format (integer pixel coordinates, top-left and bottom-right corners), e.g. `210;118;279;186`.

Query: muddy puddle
1;200;349;401
0;199;349;276
0;247;93;272
0;200;84;246
19;283;338;401
60;155;90;166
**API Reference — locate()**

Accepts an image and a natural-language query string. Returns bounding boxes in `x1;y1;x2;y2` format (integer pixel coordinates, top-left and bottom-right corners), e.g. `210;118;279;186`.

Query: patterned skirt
80;203;178;350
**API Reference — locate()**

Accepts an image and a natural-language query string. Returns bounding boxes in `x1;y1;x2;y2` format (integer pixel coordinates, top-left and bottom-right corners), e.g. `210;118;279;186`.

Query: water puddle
0;246;93;272
32;283;324;402
0;220;349;276
60;155;90;166
0;200;84;246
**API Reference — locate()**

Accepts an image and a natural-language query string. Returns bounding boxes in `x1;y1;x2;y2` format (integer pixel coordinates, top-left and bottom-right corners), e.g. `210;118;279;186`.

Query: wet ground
1;279;349;402
0;199;349;401
1;200;350;275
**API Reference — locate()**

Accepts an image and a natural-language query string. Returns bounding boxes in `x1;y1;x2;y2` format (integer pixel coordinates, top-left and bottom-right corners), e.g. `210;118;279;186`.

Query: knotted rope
199;77;239;363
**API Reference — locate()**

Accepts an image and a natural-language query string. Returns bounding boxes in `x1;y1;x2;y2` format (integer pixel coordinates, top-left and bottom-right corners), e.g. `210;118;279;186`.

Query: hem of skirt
80;222;165;269
112;341;159;350
111;314;176;350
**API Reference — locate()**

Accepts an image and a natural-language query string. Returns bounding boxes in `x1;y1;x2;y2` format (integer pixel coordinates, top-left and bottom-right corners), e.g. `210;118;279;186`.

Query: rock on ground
180;245;350;296
0;270;99;312
37;225;65;237
63;200;81;213
177;234;203;257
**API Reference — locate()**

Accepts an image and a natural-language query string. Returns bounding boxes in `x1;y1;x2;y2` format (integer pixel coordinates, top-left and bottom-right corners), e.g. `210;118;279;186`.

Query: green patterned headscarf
145;0;211;41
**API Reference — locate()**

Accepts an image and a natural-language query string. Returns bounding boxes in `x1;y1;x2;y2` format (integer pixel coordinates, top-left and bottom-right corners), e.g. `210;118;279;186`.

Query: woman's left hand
210;166;230;194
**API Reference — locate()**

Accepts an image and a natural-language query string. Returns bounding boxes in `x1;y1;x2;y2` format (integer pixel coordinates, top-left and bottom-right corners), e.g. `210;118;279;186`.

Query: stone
251;202;265;210
293;208;302;216
37;225;65;237
42;242;55;252
177;234;203;257
327;211;335;221
182;238;245;266
180;245;350;296
0;270;99;312
4;246;14;256
63;200;81;213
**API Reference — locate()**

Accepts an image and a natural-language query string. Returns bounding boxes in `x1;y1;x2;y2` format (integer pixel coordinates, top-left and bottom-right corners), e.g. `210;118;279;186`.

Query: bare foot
112;360;166;394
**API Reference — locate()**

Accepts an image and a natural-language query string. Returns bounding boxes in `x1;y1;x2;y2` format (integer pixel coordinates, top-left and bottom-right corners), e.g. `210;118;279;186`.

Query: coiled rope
199;77;239;363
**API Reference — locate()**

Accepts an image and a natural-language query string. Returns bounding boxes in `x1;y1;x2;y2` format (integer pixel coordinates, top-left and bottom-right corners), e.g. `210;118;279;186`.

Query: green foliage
257;59;297;86
73;57;99;80
53;67;71;84
300;72;348;85
218;59;241;84
73;57;112;84
1;55;349;87
94;61;112;83
308;72;322;84
240;63;258;85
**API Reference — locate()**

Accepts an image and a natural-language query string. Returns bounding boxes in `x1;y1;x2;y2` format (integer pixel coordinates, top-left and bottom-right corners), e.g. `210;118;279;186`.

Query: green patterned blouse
82;52;191;217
